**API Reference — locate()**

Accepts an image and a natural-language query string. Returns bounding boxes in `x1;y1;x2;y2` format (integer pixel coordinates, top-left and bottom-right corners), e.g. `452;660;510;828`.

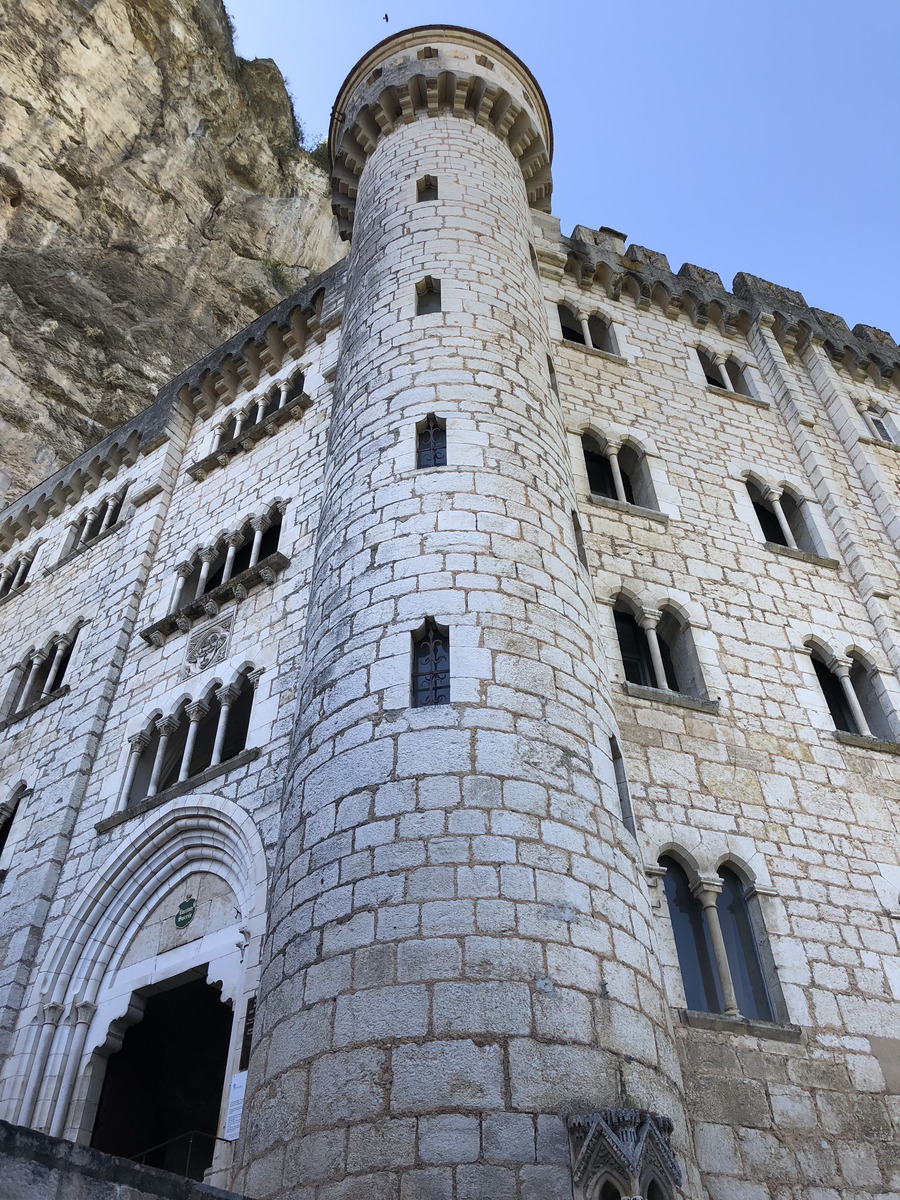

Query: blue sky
226;0;899;337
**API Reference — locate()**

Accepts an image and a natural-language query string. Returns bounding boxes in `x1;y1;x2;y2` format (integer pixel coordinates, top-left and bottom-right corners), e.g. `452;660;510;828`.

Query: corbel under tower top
328;24;554;240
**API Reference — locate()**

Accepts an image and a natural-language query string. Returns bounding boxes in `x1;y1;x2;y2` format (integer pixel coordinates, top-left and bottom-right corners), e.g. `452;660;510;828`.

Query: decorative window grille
416;414;447;468
411;619;450;707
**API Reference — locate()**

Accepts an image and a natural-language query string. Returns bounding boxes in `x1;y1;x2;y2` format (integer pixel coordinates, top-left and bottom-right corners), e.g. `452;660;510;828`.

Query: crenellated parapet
558;221;898;386
328;25;553;239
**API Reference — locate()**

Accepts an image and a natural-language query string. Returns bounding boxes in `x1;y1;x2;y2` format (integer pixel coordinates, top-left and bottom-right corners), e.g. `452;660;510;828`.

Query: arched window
411;619;450;707
656;607;707;700
617;441;656;510
613;602;655;688
697;348;725;388
810;649;858;735
848;653;896;742
660;857;775;1022
723;359;752;397
583;435;628;502
717;866;773;1022
614;600;706;699
745;479;787;546
588;314;617;355
557;304;584;344
660;855;722;1013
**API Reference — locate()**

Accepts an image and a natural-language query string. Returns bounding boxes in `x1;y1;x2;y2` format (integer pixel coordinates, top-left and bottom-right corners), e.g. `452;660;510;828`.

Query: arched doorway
90;971;233;1180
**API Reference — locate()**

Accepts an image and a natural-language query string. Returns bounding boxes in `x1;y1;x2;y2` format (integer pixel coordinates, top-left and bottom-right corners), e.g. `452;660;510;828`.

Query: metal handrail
131;1129;228;1180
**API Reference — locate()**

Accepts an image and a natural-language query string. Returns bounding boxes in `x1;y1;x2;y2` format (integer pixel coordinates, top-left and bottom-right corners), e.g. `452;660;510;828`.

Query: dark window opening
696;348;725;389
747;480;787;545
656;608;705;698
717;867;773;1022
529;244;540;276
262;389;281;420
660;856;723;1014
258;515;282;560
220;678;254;763
557;304;584;344
202;546;229;595
417;46;438;59
416;175;439;202
189;695;221;778
416;277;441;315
615;446;639;506
614;608;655;688
572;511;588;569
812;654;857;734
412;619;450;707
600;1185;622;1200
285;373;305;404
159;709;190;793
417;414;447;468
90;975;233;1182
724;359;751;396
610;736;635;837
583;435;616;499
0;795;22;860
230;530;254;580
588;315;616;355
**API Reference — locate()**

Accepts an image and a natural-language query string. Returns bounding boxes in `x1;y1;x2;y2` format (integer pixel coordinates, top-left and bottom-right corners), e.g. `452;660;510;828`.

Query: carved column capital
175;560;195;579
638;608;662;631
216;683;241;707
185;700;210;724
199;547;219;564
128;731;152;752
155;715;181;738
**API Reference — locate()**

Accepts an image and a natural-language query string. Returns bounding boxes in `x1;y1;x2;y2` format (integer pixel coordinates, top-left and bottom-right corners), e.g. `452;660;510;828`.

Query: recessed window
416;276;441;316
417;46;439;59
416;175;439;202
411;619;450;707
547;356;559;398
696;348;752;397
557;304;584;344
867;407;896;443
588;314;617;355
614;598;707;700
416;414;447;468
529;244;540;276
660;855;775;1022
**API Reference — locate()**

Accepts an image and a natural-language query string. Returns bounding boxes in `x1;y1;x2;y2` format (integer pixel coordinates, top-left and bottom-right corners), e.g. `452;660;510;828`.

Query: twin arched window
123;670;258;807
582;434;656;511
809;645;896;742
696;347;752;397
558;304;617;355
613;597;707;700
745;478;822;556
171;505;284;614
660;856;775;1022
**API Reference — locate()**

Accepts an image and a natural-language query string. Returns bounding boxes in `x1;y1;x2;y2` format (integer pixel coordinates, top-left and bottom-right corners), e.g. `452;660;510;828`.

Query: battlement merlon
328;24;554;240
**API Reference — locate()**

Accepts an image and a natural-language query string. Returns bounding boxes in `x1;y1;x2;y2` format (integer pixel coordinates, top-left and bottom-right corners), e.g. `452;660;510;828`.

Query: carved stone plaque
181;612;234;680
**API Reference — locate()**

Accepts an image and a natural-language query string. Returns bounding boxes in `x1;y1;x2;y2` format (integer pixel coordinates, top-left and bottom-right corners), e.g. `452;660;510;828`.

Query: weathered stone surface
0;0;344;503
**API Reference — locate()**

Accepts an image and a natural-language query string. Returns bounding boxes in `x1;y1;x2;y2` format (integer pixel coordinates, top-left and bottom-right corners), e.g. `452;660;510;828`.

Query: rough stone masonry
0;22;899;1200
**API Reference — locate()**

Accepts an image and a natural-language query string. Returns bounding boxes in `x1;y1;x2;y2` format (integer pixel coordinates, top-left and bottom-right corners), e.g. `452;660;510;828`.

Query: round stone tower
238;27;690;1200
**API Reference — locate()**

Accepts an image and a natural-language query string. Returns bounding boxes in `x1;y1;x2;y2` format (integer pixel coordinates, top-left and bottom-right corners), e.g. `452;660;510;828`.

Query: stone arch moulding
1;797;267;1139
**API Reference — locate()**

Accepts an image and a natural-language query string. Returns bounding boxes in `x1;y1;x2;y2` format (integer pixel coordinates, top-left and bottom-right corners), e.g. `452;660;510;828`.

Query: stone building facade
0;23;899;1200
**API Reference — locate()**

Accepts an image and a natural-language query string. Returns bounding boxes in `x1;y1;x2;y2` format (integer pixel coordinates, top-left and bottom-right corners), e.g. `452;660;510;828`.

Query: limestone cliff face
0;0;345;503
